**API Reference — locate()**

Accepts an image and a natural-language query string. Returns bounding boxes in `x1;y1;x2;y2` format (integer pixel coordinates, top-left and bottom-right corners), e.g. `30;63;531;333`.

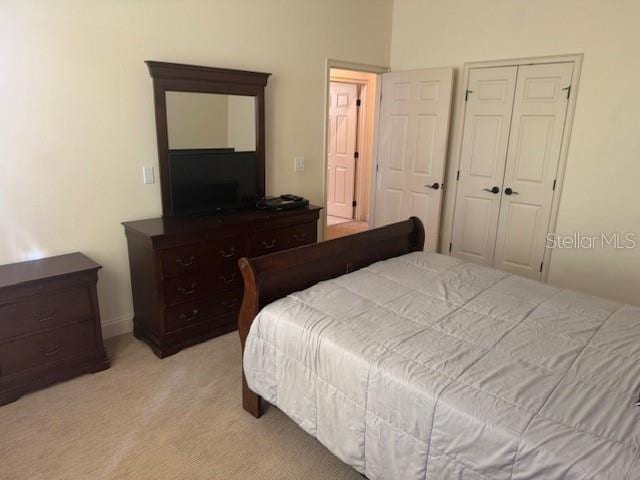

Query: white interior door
451;66;518;265
374;68;453;251
493;62;573;279
327;82;358;219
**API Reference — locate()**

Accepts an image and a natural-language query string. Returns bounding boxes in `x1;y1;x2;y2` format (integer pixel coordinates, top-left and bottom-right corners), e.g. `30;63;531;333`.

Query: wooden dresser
123;205;321;358
0;253;109;405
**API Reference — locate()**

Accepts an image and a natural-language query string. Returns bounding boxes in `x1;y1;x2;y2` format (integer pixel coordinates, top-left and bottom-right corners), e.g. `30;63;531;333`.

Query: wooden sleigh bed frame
237;217;425;417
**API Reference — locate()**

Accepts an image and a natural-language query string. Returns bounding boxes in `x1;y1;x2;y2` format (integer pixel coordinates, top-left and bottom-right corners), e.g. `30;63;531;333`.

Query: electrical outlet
294;157;305;172
142;166;155;184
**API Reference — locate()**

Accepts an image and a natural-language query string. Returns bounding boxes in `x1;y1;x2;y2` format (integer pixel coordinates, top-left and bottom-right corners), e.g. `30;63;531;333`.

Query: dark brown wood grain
0;253;109;406
145;61;271;216
237;217;425;417
123;206;321;358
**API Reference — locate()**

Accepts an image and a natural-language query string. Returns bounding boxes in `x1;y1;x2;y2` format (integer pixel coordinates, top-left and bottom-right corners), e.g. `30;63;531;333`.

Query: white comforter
243;252;640;479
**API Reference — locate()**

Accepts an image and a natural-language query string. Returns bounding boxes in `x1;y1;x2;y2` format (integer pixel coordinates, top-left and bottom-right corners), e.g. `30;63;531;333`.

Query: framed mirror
166;92;256;151
146;61;271;216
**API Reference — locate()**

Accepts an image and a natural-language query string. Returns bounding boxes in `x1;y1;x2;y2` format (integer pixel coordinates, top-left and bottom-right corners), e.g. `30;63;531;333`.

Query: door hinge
465;89;473;101
354;151;359;159
449;242;453;253
539;262;544;273
352;200;357;208
562;85;571;99
552;179;557;191
456;170;461;181
356;99;362;107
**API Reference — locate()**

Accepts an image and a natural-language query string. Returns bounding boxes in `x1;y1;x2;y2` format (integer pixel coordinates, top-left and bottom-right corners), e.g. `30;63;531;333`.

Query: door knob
504;187;519;196
483;186;500;194
425;182;440;190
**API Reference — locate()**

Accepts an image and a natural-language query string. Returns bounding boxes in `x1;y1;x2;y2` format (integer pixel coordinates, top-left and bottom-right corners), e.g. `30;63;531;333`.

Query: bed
238;218;640;479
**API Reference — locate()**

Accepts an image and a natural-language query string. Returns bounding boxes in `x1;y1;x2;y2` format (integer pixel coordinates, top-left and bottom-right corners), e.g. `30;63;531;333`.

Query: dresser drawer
0;321;95;376
163;266;242;306
0;287;92;340
249;222;317;256
162;245;200;277
206;237;246;268
161;236;246;277
165;289;241;332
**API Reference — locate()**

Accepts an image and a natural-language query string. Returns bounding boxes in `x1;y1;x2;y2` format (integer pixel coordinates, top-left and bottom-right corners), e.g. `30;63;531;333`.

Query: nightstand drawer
0;287;92;340
165;289;241;332
0;321;95;376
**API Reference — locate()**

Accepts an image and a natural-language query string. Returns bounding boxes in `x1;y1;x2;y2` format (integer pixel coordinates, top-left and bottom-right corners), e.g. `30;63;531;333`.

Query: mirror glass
166;92;256;151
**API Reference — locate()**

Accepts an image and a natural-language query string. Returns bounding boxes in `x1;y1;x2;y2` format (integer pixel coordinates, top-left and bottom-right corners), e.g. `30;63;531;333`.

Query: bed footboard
237;216;425;417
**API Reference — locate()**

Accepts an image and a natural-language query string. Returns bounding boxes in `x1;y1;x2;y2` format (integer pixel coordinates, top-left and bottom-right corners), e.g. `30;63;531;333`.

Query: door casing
444;54;583;281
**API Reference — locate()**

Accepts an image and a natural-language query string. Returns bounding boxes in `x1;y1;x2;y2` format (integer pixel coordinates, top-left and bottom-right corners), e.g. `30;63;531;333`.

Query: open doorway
325;68;378;240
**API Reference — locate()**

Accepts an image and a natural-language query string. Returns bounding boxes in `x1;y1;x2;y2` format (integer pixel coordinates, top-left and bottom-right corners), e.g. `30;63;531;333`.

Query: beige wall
390;0;640;306
166;92;229;149
0;0;392;337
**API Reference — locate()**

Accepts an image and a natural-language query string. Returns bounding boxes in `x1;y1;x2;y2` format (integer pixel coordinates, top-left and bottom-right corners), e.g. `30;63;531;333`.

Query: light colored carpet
0;333;361;480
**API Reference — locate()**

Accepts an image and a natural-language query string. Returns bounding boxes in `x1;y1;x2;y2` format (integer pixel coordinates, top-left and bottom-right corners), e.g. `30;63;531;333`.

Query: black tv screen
169;149;258;215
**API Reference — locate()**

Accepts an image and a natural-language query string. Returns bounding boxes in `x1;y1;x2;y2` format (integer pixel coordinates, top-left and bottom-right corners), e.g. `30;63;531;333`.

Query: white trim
101;313;133;339
369;77;383;230
321;58;389;240
444;53;583;281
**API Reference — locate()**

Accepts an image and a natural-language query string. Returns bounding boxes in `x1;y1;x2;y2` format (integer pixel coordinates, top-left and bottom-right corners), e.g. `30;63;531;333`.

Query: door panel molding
375;67;454;252
451;65;518;266
493;62;574;279
444;54;583;281
327;82;358;219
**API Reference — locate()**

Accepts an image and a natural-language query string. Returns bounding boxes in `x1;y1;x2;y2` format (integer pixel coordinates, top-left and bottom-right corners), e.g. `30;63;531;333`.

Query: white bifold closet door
451;66;518;266
452;62;573;279
375;68;454;251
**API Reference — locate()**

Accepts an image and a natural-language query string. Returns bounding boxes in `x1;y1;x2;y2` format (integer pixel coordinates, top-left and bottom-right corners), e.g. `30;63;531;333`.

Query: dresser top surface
0;253;101;290
122;205;322;239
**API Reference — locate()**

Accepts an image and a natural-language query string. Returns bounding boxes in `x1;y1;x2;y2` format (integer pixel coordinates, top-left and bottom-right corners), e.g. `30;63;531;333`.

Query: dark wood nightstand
0;253;109;405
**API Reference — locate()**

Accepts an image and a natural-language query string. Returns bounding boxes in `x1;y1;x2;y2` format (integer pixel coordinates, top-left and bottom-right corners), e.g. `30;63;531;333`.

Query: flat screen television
169;149;258;215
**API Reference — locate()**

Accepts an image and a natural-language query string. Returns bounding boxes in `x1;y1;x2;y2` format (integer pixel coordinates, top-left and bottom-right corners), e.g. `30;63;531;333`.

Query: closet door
493;62;573;279
451;66;517;265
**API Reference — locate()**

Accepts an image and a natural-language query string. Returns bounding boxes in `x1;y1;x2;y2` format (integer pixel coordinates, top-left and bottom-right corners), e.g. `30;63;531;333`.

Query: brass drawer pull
177;282;197;296
35;310;56;322
219;247;236;258
293;233;308;242
219;273;237;284
179;309;199;323
40;344;61;357
261;239;277;249
176;255;196;267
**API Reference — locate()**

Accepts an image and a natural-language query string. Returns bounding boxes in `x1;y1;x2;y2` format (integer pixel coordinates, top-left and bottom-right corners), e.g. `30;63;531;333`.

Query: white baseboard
101;313;134;339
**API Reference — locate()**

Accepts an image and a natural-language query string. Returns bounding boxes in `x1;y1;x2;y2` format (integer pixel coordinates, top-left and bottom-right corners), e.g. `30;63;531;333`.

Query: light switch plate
142;166;155;184
294;157;305;172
